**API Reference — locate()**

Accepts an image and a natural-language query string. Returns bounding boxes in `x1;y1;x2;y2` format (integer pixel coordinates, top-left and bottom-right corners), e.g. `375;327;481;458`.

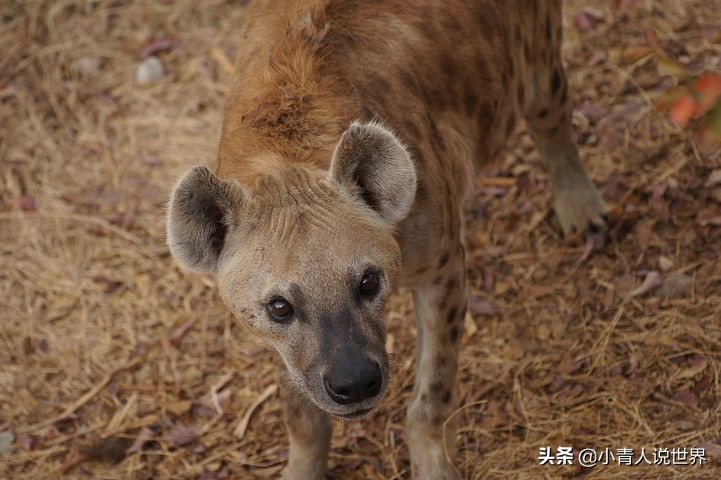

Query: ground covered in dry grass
2;1;721;479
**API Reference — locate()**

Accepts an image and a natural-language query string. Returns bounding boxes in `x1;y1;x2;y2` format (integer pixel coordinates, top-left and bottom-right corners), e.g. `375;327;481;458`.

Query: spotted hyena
166;1;605;478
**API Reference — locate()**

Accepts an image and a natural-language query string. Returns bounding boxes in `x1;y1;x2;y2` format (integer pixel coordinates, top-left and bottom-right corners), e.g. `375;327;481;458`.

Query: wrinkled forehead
248;202;383;278
228;175;395;280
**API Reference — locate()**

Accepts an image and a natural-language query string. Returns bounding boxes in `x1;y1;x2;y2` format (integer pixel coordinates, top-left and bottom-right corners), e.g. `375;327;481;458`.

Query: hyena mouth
337;407;373;419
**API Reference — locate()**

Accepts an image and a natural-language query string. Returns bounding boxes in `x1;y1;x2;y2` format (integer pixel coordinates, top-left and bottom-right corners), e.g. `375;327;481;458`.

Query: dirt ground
2;0;721;479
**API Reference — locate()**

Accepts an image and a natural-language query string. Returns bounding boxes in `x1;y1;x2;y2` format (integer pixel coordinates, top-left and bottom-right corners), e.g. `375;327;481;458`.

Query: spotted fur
166;1;606;479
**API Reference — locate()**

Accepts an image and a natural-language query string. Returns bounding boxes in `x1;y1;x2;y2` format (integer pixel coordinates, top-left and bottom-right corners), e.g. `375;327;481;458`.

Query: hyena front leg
407;247;467;480
525;5;606;236
280;373;331;480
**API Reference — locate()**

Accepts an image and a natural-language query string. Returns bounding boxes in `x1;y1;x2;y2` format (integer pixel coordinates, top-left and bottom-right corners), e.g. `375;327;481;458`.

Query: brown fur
167;1;606;479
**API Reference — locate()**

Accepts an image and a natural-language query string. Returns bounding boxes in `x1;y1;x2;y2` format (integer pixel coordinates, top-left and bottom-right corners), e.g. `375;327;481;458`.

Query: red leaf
695;72;721;98
668;93;699;128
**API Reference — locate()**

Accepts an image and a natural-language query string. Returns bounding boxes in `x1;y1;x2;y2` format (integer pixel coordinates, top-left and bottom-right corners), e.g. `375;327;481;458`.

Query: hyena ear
167;166;244;273
330;121;416;224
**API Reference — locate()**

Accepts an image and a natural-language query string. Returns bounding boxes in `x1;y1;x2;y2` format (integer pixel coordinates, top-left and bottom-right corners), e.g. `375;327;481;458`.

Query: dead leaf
168;424;202;447
698;440;721;459
468;296;496;316
673;390;699;407
678;355;708;380
139;37;182;59
17;434;39;451
166;400;193;416
697;208;721;226
3;195;36;211
574;11;603;33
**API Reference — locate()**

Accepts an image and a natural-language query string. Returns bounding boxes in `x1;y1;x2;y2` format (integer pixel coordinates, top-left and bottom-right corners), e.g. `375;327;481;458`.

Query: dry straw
1;0;721;478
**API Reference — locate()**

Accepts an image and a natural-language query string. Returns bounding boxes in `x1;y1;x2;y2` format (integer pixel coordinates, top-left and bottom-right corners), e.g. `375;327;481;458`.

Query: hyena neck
215;33;358;189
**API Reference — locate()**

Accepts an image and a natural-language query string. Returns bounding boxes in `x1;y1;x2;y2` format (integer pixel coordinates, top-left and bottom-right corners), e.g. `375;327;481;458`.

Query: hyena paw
410;444;461;480
553;183;607;237
281;464;326;480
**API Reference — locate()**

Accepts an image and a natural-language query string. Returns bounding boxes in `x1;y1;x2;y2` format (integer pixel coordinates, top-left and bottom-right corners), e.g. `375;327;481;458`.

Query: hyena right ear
330;121;416;224
166;166;244;273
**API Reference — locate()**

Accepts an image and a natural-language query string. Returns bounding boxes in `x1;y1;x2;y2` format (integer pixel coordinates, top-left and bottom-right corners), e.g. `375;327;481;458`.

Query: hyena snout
323;347;382;405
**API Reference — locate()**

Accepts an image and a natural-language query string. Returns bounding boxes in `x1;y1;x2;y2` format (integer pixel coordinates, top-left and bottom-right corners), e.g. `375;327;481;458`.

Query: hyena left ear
166;166;245;273
329;121;417;224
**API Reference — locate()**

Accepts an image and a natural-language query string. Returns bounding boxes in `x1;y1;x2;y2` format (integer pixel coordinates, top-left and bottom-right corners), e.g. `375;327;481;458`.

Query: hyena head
166;122;416;418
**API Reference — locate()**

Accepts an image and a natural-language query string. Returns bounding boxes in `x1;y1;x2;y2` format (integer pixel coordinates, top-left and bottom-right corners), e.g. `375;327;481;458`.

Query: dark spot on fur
539;108;548;119
450;325;460;343
438;252;450;268
402;119;420;139
441;55;457;80
442;389;452;403
433;275;443;286
439;295;449;312
431;381;443;395
447;306;458;324
505;114;515;137
463;87;479;114
415;266;429;275
559;112;567;125
560;85;568;105
545;14;552;41
551;70;561;97
400;69;417;93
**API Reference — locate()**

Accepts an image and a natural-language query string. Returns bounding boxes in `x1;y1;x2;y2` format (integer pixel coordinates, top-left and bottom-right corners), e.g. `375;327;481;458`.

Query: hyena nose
323;355;382;405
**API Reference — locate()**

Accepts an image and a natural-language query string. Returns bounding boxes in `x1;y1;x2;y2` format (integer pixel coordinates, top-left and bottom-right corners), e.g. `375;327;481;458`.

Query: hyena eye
359;271;380;296
267;298;293;322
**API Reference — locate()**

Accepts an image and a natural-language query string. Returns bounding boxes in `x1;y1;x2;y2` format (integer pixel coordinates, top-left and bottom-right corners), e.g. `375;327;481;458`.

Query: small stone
0;430;14;456
658;256;674;271
136;56;164;84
